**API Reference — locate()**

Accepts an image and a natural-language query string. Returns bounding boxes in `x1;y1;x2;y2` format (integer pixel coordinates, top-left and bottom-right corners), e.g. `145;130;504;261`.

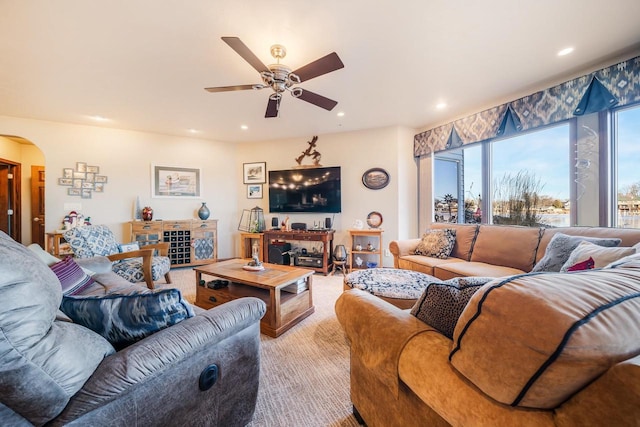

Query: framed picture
58;178;72;186
87;165;99;173
72;179;83;188
62;168;73;179
152;165;201;198
81;189;92;199
73;171;86;180
67;188;81;196
95;175;108;183
94;182;105;193
243;162;266;184
247;184;263;199
362;167;390;190
76;162;87;173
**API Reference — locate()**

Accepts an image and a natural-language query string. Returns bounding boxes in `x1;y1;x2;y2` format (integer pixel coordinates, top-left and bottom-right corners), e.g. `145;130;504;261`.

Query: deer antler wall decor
294;136;322;167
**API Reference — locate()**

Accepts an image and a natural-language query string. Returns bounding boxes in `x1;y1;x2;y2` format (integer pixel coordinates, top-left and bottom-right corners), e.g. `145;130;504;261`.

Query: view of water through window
616;106;640;228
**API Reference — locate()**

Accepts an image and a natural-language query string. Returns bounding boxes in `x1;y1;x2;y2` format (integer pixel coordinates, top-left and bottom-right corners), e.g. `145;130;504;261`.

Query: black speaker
268;242;291;265
291;222;307;231
325;217;332;229
271;217;279;228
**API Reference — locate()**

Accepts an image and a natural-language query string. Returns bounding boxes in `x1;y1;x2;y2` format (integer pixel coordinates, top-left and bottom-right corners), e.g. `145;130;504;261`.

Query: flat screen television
268;166;341;213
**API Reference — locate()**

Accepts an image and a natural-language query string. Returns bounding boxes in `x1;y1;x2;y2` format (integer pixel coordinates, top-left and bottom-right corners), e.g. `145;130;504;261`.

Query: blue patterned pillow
60;289;195;349
411;277;495;338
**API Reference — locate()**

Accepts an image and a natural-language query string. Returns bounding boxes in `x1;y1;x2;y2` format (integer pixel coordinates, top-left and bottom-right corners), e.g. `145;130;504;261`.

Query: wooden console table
263;229;335;275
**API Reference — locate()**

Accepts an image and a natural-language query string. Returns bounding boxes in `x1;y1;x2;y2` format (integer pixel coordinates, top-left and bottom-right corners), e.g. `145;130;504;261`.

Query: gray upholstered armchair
0;231;266;426
63;225;171;289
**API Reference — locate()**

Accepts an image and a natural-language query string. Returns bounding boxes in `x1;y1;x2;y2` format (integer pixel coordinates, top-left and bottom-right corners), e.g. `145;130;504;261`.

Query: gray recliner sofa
0;231;266;426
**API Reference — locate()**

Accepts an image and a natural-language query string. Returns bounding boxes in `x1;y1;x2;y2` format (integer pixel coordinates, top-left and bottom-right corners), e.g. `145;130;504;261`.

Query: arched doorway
0;135;46;245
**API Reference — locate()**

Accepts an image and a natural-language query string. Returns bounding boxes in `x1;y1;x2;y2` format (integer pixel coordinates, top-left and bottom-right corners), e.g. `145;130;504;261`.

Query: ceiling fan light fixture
270;44;286;62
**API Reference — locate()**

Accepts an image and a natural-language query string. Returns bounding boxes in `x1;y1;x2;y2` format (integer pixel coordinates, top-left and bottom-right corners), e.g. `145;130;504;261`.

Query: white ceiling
1;0;640;143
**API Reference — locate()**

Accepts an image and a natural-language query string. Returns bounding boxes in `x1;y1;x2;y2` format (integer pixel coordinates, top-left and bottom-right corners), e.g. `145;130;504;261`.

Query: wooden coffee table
194;259;314;337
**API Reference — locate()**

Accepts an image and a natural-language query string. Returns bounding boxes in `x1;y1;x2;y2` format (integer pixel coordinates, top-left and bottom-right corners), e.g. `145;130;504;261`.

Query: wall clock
362;168;389;190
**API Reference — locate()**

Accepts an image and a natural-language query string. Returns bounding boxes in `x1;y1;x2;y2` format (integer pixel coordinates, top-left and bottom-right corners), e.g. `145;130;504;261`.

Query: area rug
162;267;359;427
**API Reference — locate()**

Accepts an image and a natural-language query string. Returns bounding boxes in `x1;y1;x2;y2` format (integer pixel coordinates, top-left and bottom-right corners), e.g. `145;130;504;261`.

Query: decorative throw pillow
414;228;456;259
560;241;635;272
532;233;621;273
50;256;96;295
60;289;195;349
604;251;640;269
410;276;495;338
28;243;96;276
566;256;595;271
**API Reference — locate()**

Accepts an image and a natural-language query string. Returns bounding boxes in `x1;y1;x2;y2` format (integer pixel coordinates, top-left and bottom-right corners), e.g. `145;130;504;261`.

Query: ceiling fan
205;37;344;118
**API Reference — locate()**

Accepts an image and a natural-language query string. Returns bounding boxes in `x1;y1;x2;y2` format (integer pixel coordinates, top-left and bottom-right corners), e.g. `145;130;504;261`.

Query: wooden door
0;159;21;242
31;166;45;246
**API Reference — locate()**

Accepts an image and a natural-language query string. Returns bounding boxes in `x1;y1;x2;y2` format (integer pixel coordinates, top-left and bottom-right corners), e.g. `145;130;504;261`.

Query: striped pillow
50;257;95;295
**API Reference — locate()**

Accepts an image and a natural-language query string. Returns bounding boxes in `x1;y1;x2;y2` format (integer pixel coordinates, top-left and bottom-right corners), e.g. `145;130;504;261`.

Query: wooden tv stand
263;229;335;275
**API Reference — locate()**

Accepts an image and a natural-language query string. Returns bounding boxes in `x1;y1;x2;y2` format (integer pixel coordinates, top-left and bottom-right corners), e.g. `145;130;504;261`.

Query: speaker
268;242;291;265
271;217;279;228
291;222;307;231
325;217;332;229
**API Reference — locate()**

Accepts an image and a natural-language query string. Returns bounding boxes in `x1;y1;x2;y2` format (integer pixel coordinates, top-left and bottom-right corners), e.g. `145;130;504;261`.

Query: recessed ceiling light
90;115;109;122
188;129;199;134
558;47;574;56
436;103;447;110
337;111;345;117
240;125;249;130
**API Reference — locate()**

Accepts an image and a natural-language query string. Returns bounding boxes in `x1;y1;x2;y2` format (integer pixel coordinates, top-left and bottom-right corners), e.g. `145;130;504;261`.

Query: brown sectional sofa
336;225;640;426
390;223;640;278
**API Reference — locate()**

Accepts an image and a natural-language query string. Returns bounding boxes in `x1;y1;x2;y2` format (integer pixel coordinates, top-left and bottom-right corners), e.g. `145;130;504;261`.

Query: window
614;105;640;228
491;124;570;227
434;157;460;223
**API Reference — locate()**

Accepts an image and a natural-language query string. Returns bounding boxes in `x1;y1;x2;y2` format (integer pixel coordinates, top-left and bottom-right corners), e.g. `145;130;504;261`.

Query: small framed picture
87;165;99;173
243;162;266;184
362;167;390;190
63;168;73;179
67;188;81;196
58;178;72;186
81;189;92;199
76;162;87;173
95;175;108;183
85;172;95;183
72;179;83;188
94;182;105;193
73;171;86;180
247;184;263;199
82;182;94;189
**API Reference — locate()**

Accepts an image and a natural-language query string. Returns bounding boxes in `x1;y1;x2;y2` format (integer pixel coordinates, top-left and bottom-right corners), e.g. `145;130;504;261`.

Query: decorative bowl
366;262;378;269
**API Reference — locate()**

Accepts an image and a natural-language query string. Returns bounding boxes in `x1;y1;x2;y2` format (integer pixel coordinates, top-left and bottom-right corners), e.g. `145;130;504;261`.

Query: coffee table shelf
194;259;314;337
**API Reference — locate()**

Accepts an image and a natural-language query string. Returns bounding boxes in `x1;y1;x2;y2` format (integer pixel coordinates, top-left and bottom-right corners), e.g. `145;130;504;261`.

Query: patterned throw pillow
50;256;96;295
566;257;595;271
532;233;621;273
60;289;195;349
411;276;495;338
414;229;456;259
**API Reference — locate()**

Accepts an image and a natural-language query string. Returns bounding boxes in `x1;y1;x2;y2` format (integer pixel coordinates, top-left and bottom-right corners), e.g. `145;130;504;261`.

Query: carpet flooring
160;267;359;427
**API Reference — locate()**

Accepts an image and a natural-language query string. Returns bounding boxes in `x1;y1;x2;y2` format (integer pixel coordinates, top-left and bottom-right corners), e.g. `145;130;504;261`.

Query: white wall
236;125;417;266
1;116;419;264
0;116;240;258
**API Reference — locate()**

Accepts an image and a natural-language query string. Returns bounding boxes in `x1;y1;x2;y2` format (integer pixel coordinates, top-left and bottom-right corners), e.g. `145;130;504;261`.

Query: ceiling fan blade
265;96;281;118
296;89;338;111
221;36;270;73
292;52;344;82
205;84;257;93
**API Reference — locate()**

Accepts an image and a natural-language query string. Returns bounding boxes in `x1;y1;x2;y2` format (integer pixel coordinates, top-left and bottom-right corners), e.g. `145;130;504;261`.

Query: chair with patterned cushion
63;225;171;289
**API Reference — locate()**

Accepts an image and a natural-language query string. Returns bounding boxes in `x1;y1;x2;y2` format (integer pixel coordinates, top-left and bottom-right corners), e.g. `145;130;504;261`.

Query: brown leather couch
336;225;640;426
390;223;640;279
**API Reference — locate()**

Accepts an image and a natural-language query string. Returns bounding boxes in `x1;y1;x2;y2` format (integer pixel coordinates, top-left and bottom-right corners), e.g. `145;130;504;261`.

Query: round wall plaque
362;168;390;190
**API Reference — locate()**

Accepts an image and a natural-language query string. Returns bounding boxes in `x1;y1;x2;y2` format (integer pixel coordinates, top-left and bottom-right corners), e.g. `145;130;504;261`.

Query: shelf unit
349;229;383;270
130;219;217;268
262;229;335;275
239;232;265;261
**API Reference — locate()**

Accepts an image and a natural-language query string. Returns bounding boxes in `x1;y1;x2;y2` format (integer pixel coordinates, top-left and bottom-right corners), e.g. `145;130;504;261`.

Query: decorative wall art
362;168;390;190
58;162;108;198
243;162;266;184
247;184;263;199
294;136;322;167
152;165;201;198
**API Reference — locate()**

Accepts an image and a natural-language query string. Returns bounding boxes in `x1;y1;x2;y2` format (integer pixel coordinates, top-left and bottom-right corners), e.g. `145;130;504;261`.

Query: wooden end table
194;259;314;338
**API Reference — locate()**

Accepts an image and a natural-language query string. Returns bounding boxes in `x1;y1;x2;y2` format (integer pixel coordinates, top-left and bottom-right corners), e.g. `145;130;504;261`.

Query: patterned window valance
414;55;640;156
